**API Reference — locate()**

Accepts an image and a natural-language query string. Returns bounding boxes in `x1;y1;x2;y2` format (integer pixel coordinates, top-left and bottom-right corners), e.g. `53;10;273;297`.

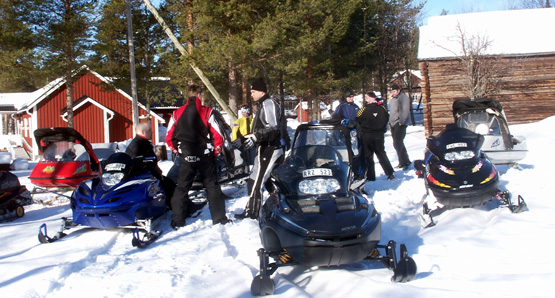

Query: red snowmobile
29;127;100;189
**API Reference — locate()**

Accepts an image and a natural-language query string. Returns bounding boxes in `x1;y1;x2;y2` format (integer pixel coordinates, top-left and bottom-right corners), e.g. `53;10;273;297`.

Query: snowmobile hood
283;194;379;236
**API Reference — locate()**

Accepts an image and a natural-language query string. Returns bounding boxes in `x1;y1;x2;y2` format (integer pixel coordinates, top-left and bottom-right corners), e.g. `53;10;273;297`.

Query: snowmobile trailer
250;121;416;295
29;127;100;189
453;98;527;166
414;123;526;227
38;152;167;248
0;170;33;222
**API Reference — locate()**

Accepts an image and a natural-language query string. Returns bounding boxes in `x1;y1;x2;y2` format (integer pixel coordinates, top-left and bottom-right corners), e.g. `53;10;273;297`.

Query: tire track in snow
45;229;122;295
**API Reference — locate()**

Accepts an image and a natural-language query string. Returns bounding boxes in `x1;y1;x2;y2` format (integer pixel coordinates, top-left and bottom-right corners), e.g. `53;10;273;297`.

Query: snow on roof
418;8;555;60
392;70;422;80
0;77;65;112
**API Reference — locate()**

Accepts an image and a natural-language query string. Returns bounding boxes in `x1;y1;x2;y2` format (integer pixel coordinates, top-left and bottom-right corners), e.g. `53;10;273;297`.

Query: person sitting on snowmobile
126;123;176;206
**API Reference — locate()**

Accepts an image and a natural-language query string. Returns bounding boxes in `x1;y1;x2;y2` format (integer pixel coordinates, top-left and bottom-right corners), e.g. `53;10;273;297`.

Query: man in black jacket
235;78;286;220
125;123;176;206
356;92;395;181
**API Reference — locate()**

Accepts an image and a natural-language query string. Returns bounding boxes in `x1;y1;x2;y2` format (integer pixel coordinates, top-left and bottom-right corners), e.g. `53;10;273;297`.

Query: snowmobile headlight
444;150;475;161
102;172;124;186
298;178;340;194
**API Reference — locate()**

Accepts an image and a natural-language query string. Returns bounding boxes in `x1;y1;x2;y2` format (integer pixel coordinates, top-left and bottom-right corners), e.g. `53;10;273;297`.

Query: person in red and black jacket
166;84;229;228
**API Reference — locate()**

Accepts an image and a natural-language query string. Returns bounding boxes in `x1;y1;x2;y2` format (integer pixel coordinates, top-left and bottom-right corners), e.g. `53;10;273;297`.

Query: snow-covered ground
2;113;555;297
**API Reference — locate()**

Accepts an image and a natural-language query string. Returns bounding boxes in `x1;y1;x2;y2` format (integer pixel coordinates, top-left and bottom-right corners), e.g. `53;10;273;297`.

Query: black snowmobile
38;152;167;248
0;170;33;222
414;123;526;228
250;121;417;296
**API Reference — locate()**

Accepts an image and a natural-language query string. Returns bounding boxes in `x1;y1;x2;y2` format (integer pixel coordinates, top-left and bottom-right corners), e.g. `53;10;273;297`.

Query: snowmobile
250;121;417;296
38;152;167;248
29;127;100;189
414;123;526;228
0;170;33;222
453;98;527;166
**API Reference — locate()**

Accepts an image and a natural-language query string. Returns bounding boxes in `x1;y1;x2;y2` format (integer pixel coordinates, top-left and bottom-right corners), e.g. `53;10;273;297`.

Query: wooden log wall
419;53;555;137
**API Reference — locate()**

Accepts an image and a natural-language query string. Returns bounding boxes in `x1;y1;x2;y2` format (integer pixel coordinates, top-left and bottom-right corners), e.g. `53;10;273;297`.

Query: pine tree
30;0;99;128
89;0;176;121
0;0;43;92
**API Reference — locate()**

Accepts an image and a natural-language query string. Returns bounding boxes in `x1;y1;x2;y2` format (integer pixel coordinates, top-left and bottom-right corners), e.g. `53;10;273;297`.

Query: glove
244;134;257;149
341;119;350;126
280;138;291;150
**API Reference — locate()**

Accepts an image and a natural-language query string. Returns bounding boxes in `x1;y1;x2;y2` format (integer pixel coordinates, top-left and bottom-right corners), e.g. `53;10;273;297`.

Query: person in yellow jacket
231;105;253;142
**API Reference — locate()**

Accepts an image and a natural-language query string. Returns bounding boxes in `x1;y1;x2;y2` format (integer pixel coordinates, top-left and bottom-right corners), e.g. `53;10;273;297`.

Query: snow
2;112;555;297
418;8;555;59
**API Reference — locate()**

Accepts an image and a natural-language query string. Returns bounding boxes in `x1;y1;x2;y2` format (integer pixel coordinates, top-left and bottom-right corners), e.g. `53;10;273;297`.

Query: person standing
356;92;395;181
334;90;360;123
389;84;411;170
231;105;253;142
235;78;285;220
166;84;229;228
333;90;367;183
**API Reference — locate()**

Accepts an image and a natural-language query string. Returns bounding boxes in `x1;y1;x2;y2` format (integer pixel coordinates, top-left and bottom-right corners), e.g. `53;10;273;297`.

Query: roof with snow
418;8;555;60
0;65;164;122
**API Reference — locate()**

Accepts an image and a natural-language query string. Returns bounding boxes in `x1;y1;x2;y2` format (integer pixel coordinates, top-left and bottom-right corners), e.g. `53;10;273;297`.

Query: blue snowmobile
250;121;417;296
38;152;167;248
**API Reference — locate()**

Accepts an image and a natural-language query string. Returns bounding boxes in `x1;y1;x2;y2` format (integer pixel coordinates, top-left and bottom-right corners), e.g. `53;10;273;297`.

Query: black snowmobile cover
0;171;21;195
452;98;504;119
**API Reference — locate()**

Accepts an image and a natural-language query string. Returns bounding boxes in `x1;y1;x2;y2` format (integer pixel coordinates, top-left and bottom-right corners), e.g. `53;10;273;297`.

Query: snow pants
243;145;283;218
171;154;227;225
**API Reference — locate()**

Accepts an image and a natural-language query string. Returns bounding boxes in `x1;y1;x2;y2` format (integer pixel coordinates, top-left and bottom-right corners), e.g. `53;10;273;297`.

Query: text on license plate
302;168;333;177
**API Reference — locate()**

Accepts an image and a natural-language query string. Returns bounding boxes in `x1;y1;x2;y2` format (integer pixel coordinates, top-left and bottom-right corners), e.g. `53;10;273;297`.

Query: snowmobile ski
251;248;277;296
496;191;527;213
131;227;162;249
38;217;74;243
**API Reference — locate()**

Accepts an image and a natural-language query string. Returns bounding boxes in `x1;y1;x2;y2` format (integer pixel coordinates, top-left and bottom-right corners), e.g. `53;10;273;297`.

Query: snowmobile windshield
101;153;146;187
457;112;502;136
428;125;484;162
40;141;83;162
292;127;351;164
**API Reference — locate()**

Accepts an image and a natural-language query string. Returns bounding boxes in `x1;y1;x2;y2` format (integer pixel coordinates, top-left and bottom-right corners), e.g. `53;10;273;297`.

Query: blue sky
421;0;507;24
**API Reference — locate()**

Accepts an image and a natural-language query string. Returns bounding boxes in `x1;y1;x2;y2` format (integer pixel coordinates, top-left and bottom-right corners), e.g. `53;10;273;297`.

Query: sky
2;110;555;297
420;0;508;24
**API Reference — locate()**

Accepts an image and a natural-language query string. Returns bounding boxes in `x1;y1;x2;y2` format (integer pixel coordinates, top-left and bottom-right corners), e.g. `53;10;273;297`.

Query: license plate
302;168;333;178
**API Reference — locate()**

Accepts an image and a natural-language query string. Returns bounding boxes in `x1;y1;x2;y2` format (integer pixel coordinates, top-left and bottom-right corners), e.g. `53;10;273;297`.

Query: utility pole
127;0;140;132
